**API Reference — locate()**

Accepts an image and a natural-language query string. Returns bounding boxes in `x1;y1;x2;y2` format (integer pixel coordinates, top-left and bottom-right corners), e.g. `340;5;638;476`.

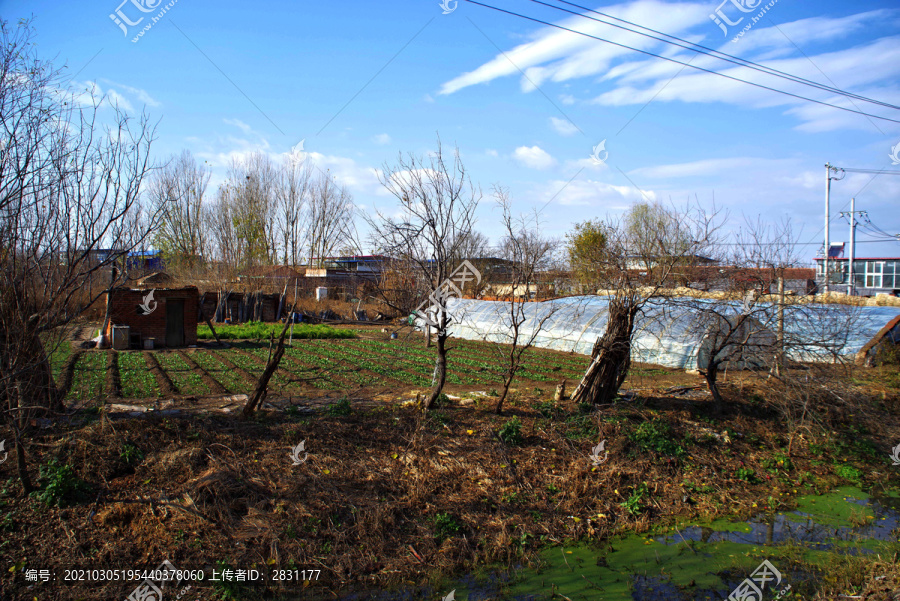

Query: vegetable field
55;334;594;402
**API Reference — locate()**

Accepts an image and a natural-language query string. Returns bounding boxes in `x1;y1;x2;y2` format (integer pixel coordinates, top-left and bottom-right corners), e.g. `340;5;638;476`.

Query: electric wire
463;0;900;125
529;0;900;111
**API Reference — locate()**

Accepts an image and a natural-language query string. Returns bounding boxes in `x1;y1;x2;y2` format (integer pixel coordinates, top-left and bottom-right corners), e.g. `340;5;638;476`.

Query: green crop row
66;352;106;402
198;321;356;341
118;352;160;398
188;351;251;394
153;352;209;395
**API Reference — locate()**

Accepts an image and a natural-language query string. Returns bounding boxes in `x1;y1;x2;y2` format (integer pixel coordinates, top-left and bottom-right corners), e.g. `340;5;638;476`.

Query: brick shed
105;286;199;348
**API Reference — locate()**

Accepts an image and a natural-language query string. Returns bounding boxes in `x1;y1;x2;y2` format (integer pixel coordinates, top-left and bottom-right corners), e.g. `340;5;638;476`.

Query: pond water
338;486;899;600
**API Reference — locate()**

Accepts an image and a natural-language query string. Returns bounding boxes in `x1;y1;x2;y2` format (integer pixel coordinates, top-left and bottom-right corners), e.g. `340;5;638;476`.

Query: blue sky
5;0;900;261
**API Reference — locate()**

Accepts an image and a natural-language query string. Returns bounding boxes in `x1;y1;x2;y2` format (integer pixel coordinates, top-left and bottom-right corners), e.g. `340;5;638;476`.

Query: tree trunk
571;300;638;406
15;438;32;495
495;371;515;415
703;362;724;414
243;309;293;417
424;333;448;410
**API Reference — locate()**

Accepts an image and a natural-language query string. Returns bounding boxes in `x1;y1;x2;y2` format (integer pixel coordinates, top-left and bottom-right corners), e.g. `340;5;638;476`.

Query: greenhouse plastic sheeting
417;296;900;370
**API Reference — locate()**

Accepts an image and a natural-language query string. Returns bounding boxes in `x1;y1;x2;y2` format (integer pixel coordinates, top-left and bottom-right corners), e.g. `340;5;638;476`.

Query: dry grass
0;361;897;599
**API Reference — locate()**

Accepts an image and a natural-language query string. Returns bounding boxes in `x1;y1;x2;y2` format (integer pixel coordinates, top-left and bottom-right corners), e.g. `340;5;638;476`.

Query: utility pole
823;163;844;295
840;198;866;297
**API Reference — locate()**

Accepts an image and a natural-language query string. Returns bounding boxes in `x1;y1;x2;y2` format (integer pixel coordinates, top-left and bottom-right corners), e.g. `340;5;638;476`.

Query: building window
864;261;883;289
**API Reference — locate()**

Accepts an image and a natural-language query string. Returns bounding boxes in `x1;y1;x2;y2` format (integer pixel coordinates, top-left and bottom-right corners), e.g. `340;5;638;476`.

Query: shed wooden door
165;299;185;347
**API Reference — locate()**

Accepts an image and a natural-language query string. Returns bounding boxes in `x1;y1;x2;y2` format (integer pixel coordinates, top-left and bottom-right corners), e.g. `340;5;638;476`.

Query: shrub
736;468;761;483
30;459;89;507
326;397;352;417
620;483;648;515
629;419;689;458
433;512;463;541
498;416;523;446
120;444;144;465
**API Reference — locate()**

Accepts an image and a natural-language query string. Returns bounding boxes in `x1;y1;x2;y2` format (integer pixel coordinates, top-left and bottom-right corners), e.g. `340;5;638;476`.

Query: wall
105;287;198;347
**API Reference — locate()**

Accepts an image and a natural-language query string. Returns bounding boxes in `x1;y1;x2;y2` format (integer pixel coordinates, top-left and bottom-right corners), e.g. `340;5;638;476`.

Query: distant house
814;257;900;296
323;255;393;275
127;250;164;272
105;286;199;348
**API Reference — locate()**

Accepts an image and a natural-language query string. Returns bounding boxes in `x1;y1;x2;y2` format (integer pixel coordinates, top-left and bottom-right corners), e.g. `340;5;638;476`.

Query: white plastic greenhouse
418;296;900;370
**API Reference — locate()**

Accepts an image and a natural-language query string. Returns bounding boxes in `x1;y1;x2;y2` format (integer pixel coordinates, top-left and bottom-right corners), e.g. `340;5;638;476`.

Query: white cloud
542;178;655;207
513;145;557;170
439;0;708;96
372;133;391;145
438;1;900;132
99;79;161;107
486;149;499;157
629;157;771;179
223;118;254;135
550;117;579;136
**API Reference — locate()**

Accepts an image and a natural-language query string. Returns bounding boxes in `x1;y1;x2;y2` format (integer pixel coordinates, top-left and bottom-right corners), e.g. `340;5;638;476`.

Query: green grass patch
198;321;356;341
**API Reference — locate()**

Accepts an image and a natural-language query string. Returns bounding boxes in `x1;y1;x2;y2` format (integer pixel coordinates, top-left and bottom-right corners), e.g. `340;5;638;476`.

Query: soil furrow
146;352;178;396
57;350;84;400
179;350;228;394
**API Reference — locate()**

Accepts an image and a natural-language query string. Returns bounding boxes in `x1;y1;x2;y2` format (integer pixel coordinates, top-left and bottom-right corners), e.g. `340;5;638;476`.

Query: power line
462;0;900;125
530;0;900;112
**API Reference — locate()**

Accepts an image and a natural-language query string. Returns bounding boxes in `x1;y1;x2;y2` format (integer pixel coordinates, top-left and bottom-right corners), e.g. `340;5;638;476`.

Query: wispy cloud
439;1;900;132
372;133;392;145
550;116;579;136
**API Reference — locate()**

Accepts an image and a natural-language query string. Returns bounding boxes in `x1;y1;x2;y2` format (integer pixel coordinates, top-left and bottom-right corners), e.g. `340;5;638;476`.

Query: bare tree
676;216;853;415
365;138;481;410
569;201;723;406
486;187;559;414
217;152;279;270
276;149;313;266
147;149;210;272
0;19;158;491
306;170;356;267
